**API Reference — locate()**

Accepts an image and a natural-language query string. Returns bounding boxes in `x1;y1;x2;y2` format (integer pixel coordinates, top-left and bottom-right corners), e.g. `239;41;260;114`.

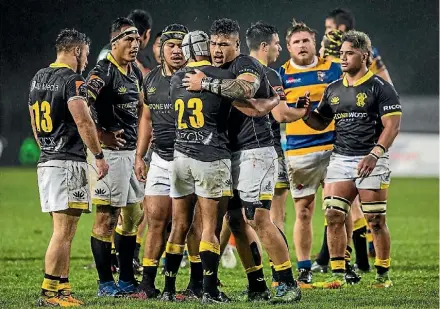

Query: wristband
94;151;104;160
368;152;379;160
371;145;385;158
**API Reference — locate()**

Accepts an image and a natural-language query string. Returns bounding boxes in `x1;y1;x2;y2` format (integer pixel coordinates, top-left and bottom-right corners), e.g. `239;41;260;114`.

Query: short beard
291;54;315;66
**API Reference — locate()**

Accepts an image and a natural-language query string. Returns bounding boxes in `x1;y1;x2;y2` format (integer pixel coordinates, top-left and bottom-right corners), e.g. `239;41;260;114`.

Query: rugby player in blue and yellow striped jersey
278;20;342;286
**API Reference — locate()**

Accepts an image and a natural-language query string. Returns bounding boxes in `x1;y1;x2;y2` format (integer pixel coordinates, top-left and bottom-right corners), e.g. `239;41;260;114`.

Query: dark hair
285;19;317;42
110;17;135;35
155;31;162;40
127;9;152;35
210;18;240;36
342;30;373;67
246;21;278;51
327;8;355;31
55;28;90;53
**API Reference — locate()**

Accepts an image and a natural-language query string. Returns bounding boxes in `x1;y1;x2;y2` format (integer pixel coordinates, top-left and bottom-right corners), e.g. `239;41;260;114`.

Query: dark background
0;0;438;165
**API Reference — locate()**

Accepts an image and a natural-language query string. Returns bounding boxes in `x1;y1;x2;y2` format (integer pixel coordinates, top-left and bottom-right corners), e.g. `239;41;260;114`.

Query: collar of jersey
289;56;318;70
107;53;129;75
342;70;374;87
256;57;267;67
50;62;74;71
186;60;211;67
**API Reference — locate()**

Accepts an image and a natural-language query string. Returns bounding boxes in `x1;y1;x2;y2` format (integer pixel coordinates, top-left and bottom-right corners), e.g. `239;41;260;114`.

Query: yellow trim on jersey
222;190;232;197
68;202;89;210
92;198;111;206
256;57;267;66
259;194;273;201
380;182;390;189
342;70;374;87
107;53;128;75
286;144;334;156
382;112;402;117
275;182;290;189
187;60;211;67
50;62;74;71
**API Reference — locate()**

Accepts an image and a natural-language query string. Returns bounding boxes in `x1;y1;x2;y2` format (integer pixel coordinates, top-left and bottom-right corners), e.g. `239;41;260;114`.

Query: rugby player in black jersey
183;18;301;303
131;24;191;300
85;18;145;297
245;21;312;287
304;31;401;289
29;29;108;307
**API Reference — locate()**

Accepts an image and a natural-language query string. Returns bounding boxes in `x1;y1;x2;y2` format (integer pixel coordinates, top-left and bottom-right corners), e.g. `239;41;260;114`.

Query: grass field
0;168;438;308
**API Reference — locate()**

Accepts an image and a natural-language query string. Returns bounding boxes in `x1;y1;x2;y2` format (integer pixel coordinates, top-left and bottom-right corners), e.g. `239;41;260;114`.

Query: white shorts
286;150;332;198
276;156;290;189
170;151;232;199
232;146;278;202
90;149;144;207
144;151;172;196
325;153;391;190
37;160;91;213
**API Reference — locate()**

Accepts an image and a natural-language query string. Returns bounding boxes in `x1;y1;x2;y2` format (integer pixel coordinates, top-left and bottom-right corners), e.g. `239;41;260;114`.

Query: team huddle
28;8;402;307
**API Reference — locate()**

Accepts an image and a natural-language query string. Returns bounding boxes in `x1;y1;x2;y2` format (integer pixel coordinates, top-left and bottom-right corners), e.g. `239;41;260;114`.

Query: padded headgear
182;30;210;61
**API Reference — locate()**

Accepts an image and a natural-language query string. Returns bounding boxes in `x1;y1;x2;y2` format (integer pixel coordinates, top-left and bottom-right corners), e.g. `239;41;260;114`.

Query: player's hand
357;154;378;178
322;30;344;58
134;155;147;182
297;91;311;117
95;158;109;180
182;69;206;91
99;129;126;150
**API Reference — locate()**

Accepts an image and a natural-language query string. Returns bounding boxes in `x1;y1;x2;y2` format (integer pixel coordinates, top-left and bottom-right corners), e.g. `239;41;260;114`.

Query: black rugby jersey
28;63;87;163
86;53;143;151
264;65;287;157
222;54;274;152
171;60;234;162
143;65;175;161
317;70;402;156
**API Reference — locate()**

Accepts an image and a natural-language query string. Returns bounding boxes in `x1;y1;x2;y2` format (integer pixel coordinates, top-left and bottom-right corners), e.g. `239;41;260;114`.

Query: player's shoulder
371;74;398;96
90;57;112;77
143;65;162;84
231;54;263;70
131;61;143;80
202;65;235;79
326;77;344;92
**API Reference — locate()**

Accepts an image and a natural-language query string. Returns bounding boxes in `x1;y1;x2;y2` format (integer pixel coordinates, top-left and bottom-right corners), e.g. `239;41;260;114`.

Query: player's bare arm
28;107;41;147
68;98;109;179
358;114;401;177
271;92;311;123
182;69;260;100
232;95;279;117
134;104;153;182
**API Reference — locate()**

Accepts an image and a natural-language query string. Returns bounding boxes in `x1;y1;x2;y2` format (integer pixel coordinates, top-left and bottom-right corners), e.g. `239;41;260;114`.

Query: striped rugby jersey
278;56;342;156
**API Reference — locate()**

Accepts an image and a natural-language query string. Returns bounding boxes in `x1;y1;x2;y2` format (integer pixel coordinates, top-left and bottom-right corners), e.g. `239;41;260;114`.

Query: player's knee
93;206;119;237
323;196;350;226
325;208;345;227
119;203;143;236
365;214;385;232
296;205;313;223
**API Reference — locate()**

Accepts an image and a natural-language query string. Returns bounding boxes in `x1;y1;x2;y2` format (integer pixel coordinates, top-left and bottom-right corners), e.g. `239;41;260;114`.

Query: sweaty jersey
264;65;287;157
143;65;174;161
86;53;143;151
28;63;87;163
317;70;401;156
223;54;273;152
279;57;342;156
171;60;234;161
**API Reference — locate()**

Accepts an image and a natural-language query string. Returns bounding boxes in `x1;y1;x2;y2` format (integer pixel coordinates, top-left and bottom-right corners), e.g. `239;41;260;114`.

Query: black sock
134;242;141;262
247;267;267;292
163;243;185;293
315;226;330;265
114;233;137;282
353;225;370;271
91;236;114;283
270;260;278;282
276;268;296;286
188;260;203;289
200;245;220;296
142;266;158;288
345;245;353;264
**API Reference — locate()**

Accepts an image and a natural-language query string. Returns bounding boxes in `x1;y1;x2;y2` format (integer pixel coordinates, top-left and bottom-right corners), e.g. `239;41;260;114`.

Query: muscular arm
377;114;401;150
135;104;153;159
232;95;280;117
68;98;102;155
202;73;260;100
28;107;40;147
271;101;308;123
137;91;145;125
303;111;333;131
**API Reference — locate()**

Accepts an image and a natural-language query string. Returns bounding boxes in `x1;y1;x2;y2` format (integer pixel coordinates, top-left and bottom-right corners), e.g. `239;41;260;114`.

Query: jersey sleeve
316;86;334;118
142;69;155;106
230;56;262;80
66;74;87;104
85;64;110;104
132;62;144;93
378;82;402;117
266;69;286;101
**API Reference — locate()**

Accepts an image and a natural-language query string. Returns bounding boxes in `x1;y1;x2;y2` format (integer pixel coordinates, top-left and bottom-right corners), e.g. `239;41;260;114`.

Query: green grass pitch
0;168;438;308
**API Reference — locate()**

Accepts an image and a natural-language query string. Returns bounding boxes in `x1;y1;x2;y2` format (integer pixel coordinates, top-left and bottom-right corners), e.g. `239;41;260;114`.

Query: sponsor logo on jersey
383;104;401;111
317;71;326;82
147;87;156;95
330;96;340;105
334;112;368;120
356;93;367;107
286;77;302;84
118;86;127;94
